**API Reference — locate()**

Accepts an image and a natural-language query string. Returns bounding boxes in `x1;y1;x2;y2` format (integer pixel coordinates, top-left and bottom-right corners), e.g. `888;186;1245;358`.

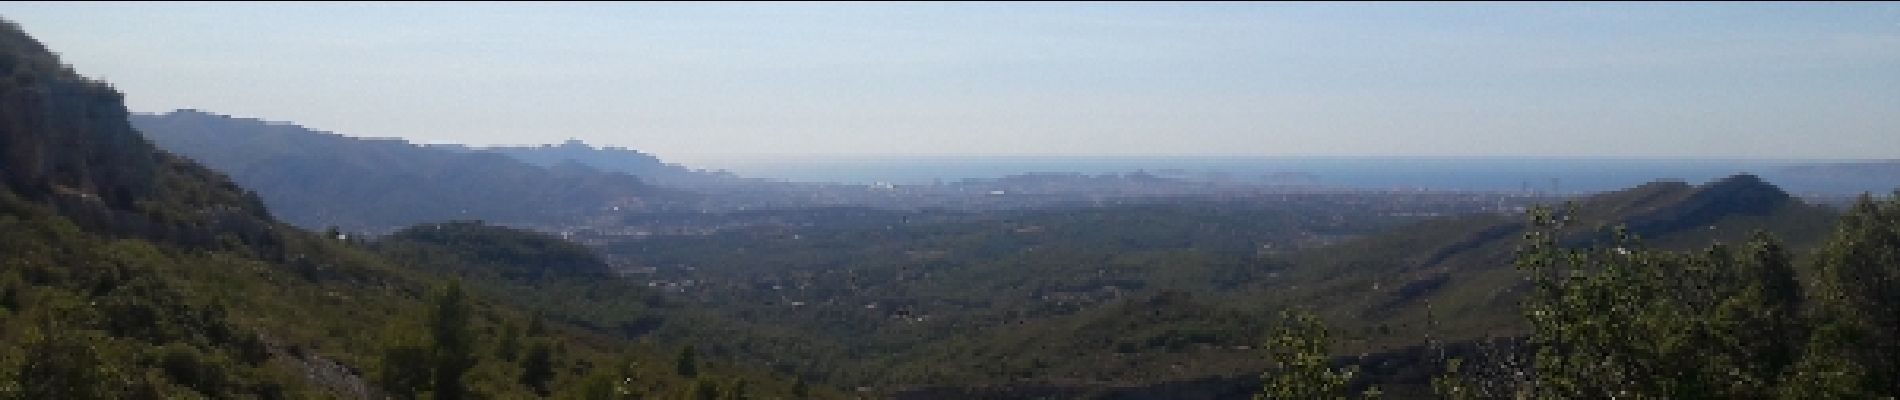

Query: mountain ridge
1;19;822;399
131;109;685;233
1271;173;1834;345
473;139;744;189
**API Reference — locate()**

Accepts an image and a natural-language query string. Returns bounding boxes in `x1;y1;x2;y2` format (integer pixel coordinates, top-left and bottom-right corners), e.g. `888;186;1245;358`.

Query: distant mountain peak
1699;173;1786;196
140;109;241;122
166;108;219;116
1689;173;1792;210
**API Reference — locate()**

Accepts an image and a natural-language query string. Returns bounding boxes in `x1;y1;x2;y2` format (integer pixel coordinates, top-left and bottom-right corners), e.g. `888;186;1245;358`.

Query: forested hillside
1288;194;1900;399
0;19;816;399
9;7;1894;399
1429;196;1899;398
1260;174;1839;347
520;176;1837;397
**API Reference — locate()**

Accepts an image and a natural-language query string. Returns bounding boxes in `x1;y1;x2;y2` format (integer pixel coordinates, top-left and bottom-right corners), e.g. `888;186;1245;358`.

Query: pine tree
520;339;556;396
676;345;698;378
378;336;431;399
497;322;522;361
428;280;476;400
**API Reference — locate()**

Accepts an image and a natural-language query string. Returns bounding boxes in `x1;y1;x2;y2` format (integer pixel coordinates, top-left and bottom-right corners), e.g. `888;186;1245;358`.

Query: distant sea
699;156;1900;195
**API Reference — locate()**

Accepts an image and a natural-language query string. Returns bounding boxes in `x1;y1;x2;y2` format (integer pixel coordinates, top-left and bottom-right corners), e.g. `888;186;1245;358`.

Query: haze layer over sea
698;156;1900;196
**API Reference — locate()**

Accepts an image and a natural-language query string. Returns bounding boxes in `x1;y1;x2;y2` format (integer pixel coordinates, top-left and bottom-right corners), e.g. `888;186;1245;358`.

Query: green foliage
428;280;476;400
1504;206;1794;397
1431;358;1474;400
1778;321;1869;399
0;202;331;399
12;328;124;399
720;377;750;400
497;322;523;361
556;355;647;400
0;17;823;400
562;370;631;400
21;12;1870;398
1797;193;1900;395
154;343;231;396
1439;198;1899;398
378;336;431;399
520;339;556;396
1257;310;1357;400
372;222;665;348
687;377;720;400
676;345;699;378
379;221;611;281
602;202;1398;387
565;177;1832;392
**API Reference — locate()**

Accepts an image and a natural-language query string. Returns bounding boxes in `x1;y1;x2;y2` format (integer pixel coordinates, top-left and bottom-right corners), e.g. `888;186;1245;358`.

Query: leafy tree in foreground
1502;206;1805;397
1792;193;1900;396
1440;197;1900;399
1257;310;1361;399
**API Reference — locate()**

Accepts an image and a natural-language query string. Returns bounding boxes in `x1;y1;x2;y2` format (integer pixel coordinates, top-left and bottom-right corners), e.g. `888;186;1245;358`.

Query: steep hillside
131;110;684;233
0;28;273;253
0;19;817;399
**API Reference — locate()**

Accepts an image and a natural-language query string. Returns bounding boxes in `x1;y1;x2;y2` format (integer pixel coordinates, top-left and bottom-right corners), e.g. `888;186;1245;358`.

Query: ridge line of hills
122;103;1851;397
8;14;1896;399
131;109;695;234
0;18;822;399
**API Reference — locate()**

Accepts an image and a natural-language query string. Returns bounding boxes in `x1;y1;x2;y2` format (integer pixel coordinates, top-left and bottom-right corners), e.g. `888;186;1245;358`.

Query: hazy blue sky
4;2;1898;162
